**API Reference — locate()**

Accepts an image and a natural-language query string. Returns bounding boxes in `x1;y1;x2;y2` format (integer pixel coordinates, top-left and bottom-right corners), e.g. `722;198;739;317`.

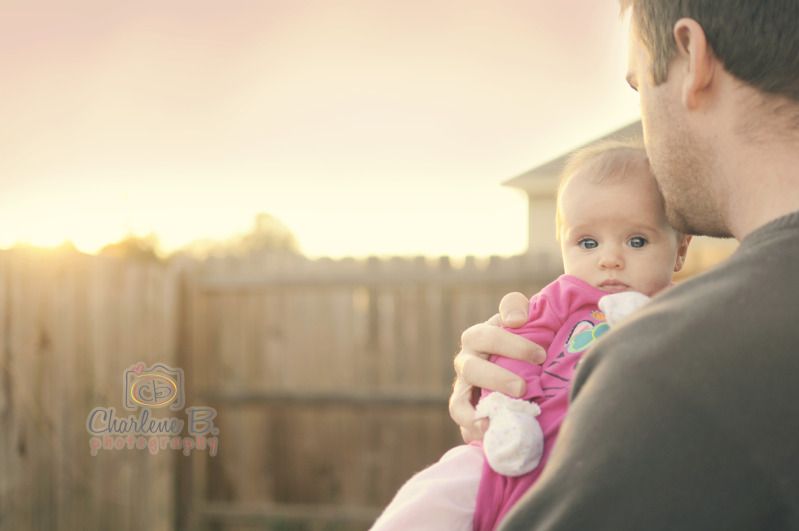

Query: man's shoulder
574;246;794;394
562;245;799;519
572;241;799;431
601;239;791;349
570;214;799;387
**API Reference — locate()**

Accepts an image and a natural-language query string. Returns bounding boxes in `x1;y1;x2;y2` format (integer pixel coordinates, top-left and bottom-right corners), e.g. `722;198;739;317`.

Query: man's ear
673;18;716;110
674;235;692;272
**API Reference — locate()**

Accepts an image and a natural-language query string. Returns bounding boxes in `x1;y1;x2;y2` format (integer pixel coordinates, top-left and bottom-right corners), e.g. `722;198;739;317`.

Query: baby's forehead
561;148;660;203
568;151;652;186
562;171;663;206
561;164;667;223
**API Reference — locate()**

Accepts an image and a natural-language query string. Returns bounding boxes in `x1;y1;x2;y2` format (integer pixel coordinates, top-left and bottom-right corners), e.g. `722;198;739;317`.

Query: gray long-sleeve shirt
501;210;799;530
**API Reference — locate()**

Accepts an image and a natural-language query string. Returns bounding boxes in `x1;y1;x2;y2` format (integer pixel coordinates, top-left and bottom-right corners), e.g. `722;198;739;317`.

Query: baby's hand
476;392;544;476
598;291;651;326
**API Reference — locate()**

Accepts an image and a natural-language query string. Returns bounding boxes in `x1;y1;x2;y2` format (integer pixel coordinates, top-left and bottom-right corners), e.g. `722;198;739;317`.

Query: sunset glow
1;1;639;258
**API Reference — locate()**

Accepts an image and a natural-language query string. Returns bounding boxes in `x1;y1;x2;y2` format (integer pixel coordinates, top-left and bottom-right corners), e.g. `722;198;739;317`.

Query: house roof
503;120;642;196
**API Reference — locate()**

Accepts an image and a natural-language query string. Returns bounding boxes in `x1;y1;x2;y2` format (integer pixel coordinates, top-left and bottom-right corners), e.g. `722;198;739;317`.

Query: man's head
622;0;799;238
621;0;799;103
557;140;690;297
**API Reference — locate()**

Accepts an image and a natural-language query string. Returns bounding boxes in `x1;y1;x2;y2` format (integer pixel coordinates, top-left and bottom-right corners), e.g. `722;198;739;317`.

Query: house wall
526;192;560;258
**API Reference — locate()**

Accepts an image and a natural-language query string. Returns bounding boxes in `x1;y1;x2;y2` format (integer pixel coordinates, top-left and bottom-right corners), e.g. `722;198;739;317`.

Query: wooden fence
0;248;562;531
177;251;561;531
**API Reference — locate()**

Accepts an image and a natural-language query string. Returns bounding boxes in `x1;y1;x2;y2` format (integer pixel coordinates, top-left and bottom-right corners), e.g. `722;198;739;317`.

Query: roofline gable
503;120;642;192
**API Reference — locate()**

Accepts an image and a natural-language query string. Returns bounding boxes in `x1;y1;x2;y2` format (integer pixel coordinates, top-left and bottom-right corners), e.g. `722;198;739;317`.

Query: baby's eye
628;236;648;248
578;238;598;250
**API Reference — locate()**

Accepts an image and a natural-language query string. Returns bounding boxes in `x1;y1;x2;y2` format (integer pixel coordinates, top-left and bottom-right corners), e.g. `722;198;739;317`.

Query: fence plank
0;250;178;531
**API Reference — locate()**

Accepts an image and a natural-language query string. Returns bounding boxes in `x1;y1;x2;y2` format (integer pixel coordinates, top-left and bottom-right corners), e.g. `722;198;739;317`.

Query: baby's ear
674;235;692;272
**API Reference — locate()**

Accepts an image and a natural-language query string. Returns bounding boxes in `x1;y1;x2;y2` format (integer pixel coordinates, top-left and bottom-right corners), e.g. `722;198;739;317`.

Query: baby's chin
598;285;631;294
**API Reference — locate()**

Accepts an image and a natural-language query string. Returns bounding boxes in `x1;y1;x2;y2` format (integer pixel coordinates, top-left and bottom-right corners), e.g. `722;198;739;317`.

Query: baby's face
559;169;686;296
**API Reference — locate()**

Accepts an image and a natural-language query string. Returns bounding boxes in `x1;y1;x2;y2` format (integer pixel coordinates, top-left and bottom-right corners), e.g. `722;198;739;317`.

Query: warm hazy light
0;195;138;254
0;219;118;254
0;2;640;258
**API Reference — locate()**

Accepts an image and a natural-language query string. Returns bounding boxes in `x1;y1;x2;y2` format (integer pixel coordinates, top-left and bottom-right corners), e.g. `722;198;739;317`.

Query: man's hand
449;292;546;443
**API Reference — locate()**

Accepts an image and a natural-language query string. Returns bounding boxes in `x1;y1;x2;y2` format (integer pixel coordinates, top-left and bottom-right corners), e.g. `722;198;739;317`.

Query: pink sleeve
486;277;592;401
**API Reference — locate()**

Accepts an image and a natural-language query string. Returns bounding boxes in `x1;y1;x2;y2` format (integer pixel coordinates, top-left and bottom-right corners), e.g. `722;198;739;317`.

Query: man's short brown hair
621;0;799;103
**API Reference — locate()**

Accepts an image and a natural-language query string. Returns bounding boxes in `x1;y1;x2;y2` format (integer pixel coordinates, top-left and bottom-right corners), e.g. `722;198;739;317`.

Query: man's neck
721;138;799;241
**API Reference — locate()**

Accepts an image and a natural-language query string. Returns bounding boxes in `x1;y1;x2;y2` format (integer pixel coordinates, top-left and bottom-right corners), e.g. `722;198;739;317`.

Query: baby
371;139;691;531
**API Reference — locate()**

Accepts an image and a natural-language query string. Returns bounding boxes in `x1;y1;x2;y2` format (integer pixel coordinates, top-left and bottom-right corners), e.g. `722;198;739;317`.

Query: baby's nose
598;249;624;269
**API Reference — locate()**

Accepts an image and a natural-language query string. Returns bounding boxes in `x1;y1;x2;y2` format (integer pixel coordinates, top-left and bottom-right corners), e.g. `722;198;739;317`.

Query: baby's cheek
649;270;676;295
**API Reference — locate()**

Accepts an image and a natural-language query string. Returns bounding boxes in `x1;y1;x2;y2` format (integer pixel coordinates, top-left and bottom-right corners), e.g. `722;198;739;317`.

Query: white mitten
475;392;543;476
598;291;651;326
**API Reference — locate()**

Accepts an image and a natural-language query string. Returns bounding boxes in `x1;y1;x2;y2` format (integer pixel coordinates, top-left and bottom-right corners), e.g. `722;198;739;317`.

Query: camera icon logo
123;362;185;411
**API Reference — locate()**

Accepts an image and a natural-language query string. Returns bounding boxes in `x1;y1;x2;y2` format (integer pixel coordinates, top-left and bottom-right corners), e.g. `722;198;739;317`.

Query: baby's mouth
598;280;630;293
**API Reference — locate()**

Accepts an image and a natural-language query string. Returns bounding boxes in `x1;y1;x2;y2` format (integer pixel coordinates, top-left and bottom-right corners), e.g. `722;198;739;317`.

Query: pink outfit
371;275;609;531
370;444;484;530
474;274;609;530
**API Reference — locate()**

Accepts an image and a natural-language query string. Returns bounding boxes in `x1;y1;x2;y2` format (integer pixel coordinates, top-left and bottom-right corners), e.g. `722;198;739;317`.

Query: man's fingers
455;352;526;398
460;422;486;444
449;376;484;442
485;312;502;327
499;291;531;328
449;377;490;444
450;297;542;443
461;322;545;364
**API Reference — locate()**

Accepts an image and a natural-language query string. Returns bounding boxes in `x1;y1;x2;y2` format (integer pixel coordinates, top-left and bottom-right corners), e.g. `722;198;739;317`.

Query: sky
0;1;639;258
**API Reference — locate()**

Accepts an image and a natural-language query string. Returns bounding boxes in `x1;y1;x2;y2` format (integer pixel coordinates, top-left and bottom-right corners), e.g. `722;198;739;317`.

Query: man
450;1;799;528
